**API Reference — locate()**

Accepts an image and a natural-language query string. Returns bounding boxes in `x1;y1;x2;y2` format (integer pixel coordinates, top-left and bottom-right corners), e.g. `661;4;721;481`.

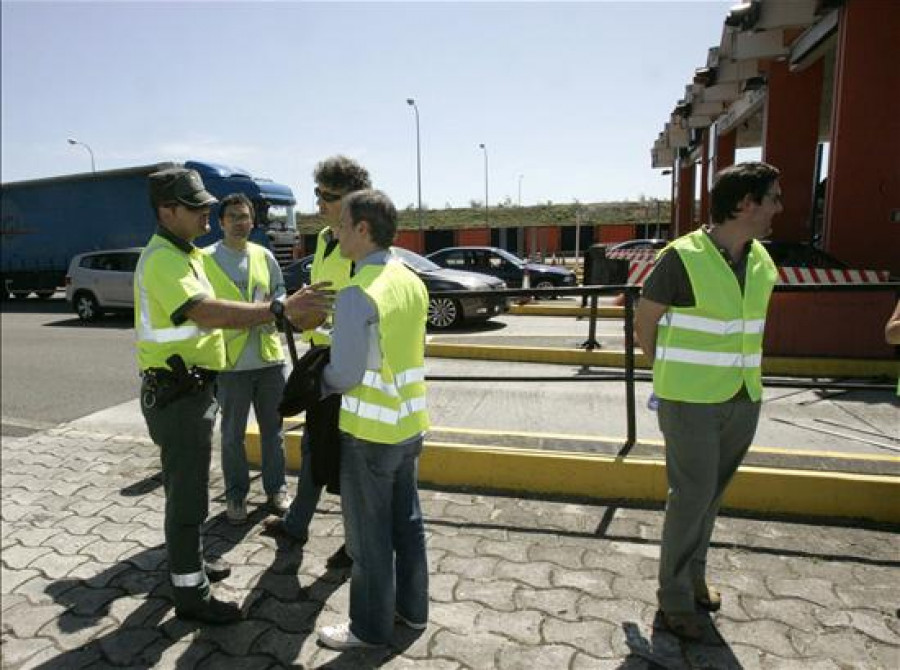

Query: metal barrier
426;281;900;449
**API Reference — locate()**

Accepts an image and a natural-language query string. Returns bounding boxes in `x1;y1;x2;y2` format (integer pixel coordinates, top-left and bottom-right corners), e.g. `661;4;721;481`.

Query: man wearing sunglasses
263;156;371;571
136;168;331;625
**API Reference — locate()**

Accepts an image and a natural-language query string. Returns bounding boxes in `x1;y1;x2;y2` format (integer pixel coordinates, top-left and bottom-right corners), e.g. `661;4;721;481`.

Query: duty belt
141;354;216;410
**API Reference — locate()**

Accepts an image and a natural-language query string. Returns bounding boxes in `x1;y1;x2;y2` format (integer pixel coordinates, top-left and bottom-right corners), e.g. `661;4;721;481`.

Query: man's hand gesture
284;281;334;331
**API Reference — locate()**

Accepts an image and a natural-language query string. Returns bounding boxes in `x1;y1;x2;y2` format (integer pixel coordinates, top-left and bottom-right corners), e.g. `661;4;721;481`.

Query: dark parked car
760;241;847;268
426;246;576;290
283;247;508;330
608;239;668;253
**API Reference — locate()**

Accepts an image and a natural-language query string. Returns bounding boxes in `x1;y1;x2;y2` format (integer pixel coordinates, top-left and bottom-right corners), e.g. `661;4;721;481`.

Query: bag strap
282;317;300;367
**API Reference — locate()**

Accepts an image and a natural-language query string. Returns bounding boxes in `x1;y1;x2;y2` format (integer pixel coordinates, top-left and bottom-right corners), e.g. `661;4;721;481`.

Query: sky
1;0;734;213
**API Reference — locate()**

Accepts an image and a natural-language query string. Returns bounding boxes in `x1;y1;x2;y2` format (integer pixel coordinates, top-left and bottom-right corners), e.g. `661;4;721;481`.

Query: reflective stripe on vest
655;346;762;368
359;366;426;398
341;395;428;425
664;312;765;337
652;230;776;403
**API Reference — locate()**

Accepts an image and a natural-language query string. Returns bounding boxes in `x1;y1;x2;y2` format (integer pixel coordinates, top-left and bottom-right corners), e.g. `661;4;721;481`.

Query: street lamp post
67;137;96;172
478;143;495;245
405;99;424;237
517;174;525;256
661;168;674;239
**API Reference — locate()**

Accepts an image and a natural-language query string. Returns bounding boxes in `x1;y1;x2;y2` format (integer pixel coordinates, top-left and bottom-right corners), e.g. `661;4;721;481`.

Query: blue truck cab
186;160;298;265
1;160;298;299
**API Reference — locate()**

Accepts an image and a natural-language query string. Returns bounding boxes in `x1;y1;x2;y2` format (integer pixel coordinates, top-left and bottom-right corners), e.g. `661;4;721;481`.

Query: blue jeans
282;428;323;542
217;365;287;503
340;431;429;644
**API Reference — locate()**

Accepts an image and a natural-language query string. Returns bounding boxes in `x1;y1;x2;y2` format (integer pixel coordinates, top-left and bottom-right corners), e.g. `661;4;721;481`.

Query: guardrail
427;282;900;450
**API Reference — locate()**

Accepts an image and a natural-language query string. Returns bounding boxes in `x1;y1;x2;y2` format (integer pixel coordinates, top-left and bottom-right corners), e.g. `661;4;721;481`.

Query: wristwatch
269;297;285;320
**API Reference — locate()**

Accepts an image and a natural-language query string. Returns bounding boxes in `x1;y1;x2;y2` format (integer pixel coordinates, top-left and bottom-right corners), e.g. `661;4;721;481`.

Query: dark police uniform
134;168;236;622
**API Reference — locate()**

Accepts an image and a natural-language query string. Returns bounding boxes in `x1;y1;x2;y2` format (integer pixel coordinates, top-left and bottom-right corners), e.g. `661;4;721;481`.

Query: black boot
204;557;231;583
176;595;243;625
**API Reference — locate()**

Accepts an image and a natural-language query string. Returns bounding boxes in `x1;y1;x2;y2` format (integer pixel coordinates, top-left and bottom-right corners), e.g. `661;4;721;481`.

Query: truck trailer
0;160;299;299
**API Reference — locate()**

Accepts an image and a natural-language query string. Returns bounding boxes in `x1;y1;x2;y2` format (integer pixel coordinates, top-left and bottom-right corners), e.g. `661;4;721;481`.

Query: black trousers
141;379;217;606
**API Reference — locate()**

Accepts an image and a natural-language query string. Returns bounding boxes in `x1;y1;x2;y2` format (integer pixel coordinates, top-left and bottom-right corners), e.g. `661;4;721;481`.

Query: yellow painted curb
509;304;624;318
245;427;900;523
424;342;900;379
426;342;650;367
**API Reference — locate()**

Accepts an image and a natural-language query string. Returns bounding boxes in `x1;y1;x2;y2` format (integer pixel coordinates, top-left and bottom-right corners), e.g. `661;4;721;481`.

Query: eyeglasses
315;187;343;203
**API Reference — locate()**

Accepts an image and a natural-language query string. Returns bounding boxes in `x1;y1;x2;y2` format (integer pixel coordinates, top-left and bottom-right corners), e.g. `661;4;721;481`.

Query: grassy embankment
295;201;670;236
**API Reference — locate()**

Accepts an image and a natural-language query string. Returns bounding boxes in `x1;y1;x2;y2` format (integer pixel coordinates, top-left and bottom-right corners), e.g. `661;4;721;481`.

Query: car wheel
534;279;558;300
428;297;461;330
74;292;101;322
11;290;32;299
35;290;55;299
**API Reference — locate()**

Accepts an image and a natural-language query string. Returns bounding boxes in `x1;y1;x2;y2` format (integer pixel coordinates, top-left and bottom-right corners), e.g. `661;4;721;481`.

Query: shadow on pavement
44;314;134;330
120;471;164;497
429;318;508;335
621;617;743;670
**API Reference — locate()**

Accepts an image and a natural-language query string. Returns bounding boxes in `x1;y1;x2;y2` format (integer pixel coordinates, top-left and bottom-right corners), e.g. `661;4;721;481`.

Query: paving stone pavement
2;427;899;669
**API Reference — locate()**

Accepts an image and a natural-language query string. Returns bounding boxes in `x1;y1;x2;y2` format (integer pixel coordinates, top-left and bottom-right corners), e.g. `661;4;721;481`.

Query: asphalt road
0;296;613;437
4;296;897;458
1;296;138;436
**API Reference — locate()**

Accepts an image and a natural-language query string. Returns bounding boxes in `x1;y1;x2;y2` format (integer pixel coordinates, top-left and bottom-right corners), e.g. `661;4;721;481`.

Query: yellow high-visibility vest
339;260;429;444
134;234;225;372
202;242;284;369
653;229;777;402
303;227;353;345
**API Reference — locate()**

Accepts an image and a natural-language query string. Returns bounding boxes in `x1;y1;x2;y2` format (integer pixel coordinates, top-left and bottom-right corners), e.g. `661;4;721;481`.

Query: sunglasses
315;187;343;203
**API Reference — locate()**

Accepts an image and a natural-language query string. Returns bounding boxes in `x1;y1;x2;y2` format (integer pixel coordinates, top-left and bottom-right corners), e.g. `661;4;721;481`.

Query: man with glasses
634;162;782;641
263;156;371;571
202;193;291;525
136;168;330;624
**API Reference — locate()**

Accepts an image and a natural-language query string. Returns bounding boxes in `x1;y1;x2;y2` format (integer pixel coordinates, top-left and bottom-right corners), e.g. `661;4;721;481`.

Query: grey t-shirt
206;241;286;371
642;228;751;307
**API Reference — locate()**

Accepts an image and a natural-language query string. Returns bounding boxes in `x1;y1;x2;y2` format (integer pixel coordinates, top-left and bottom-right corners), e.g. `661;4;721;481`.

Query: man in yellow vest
315;190;430;650
635;162;782;641
203;193;290;524
136;168;330;625
263;156;370;571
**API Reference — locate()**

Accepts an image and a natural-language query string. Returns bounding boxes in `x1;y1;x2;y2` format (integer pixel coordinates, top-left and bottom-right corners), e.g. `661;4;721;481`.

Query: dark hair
343;190;397;248
218;192;255;221
314;155;372;194
709;162;781;224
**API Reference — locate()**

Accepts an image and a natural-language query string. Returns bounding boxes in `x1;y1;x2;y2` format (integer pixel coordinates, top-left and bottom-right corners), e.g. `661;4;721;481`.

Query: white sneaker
267;491;291;515
395;612;427;631
317;622;378;650
226;500;247;525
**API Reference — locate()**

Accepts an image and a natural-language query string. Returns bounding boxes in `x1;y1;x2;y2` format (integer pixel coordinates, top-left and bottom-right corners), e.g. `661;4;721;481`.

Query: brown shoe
695;584;722;612
661;611;705;641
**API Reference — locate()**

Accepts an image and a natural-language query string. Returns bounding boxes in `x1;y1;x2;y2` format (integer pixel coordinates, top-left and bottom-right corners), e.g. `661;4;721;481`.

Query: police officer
136;168;330;624
263;155;370;570
635;162;782;641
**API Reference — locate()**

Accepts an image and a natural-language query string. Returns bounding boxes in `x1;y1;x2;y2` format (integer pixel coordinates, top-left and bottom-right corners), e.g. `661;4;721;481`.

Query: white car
65;248;142;322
